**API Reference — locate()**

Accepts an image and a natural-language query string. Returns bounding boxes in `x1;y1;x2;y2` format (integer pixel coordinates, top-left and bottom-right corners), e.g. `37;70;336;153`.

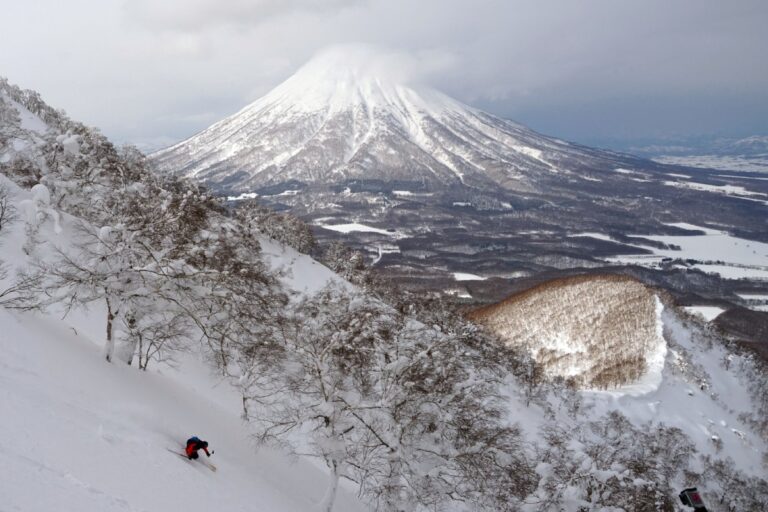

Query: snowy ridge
150;47;629;193
0;90;363;511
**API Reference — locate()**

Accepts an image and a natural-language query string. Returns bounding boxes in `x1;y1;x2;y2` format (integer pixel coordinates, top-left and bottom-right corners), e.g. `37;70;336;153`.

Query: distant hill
470;274;665;390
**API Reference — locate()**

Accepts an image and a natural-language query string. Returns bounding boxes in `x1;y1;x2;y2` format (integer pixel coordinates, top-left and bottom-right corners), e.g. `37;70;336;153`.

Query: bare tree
32;222;153;362
0;95;24;154
120;308;190;370
321;241;371;288
0;183;16;232
0;182;26;306
531;412;696;511
237;200;317;255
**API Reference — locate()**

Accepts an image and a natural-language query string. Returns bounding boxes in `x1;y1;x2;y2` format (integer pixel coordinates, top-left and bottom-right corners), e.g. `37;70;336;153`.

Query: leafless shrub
0;183;16;232
237;200;317;255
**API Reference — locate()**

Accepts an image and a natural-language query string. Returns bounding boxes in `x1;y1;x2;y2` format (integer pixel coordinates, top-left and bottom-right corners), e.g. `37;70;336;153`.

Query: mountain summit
233;46;461;116
151;47;631;193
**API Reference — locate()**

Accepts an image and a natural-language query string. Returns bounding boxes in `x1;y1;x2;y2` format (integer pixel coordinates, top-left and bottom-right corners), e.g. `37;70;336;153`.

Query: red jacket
185;438;210;457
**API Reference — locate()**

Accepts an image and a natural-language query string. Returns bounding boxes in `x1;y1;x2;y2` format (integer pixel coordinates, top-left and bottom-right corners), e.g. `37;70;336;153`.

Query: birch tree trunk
104;295;116;363
319;458;340;512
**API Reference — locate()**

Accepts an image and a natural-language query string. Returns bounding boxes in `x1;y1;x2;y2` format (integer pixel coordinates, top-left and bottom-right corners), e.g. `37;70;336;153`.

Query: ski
166;447;217;472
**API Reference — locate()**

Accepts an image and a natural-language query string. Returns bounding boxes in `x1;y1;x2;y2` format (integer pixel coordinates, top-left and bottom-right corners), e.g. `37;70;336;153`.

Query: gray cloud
1;0;766;150
123;0;362;31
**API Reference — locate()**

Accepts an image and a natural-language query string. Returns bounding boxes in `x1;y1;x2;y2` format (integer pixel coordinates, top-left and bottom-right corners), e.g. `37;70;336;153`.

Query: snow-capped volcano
151;47;630;193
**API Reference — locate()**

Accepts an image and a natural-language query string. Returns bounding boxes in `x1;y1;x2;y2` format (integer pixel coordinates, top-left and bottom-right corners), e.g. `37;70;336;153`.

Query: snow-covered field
737;293;768;301
663;179;768;204
654;154;768;173
391;190;433;197
575;223;768;281
316;221;398;237
569;232;617;243
452;272;487;281
693;264;768;280
737;293;768;311
226;191;259;201
684;306;726;321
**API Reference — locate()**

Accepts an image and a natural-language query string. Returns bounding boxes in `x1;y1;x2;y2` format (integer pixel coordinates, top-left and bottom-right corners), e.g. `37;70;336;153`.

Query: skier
185;436;213;460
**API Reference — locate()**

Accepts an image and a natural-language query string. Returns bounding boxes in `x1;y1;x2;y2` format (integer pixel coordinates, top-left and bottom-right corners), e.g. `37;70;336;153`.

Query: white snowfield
684;306;726;322
452;272;487;281
654;154;768;174
315;221;395;236
663;179;768;203
576;223;768;282
0;308;365;512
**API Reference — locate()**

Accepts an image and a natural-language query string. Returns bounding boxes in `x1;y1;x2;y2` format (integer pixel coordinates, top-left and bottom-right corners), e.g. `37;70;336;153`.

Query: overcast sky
2;0;766;150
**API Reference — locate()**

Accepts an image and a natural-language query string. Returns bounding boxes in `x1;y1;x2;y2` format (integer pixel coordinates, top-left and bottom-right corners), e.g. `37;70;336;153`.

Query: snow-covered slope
0;88;361;510
0;307;366;512
151;46;632;193
0;174;364;512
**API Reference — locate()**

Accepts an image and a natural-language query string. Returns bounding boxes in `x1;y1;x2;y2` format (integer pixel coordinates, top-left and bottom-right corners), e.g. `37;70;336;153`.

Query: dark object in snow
679;487;708;510
185;436;213;460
